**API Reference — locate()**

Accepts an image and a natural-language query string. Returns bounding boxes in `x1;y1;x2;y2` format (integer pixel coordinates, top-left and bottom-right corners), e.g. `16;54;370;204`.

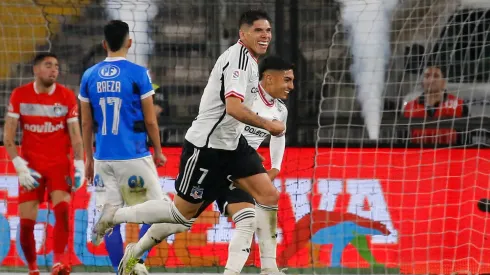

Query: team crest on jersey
232;70;240;80
190;186;204;199
53;103;63;116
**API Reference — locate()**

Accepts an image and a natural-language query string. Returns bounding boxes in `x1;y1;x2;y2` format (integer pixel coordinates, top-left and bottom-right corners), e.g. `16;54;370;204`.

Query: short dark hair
33;53;58;66
104;20;129;52
259;55;294;80
238;9;271;28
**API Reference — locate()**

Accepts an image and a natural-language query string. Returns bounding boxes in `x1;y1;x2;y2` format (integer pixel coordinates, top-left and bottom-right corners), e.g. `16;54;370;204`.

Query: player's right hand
12;156;41;191
153;152;167;167
267;120;286;136
85;158;94;185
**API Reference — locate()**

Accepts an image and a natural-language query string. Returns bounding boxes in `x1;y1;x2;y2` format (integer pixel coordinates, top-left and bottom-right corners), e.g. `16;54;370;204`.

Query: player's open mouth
258;41;269;48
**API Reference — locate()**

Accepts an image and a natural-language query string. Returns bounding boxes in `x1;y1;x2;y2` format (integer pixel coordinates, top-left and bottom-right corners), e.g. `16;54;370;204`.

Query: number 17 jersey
78;57;155;161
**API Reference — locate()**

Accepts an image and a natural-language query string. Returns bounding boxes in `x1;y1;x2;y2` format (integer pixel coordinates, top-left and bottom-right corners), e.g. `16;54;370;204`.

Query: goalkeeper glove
72;160;85;192
12;156;41;191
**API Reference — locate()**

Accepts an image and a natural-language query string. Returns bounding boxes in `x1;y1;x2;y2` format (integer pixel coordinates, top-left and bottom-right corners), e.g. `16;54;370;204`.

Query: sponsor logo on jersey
98;64;120;79
190;186;204;199
23;122;64;133
251;87;258;94
244;125;269;137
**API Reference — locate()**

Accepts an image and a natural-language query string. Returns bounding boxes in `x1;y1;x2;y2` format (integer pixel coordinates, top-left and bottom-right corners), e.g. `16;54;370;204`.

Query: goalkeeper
119;55;294;275
3;53;85;275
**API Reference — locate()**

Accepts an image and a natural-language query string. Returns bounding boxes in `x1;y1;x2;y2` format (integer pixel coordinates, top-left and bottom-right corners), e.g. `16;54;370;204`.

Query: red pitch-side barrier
0;147;488;274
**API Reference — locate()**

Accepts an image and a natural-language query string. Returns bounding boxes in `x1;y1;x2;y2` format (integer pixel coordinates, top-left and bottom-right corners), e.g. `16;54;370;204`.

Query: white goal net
317;0;490;274
0;0;489;274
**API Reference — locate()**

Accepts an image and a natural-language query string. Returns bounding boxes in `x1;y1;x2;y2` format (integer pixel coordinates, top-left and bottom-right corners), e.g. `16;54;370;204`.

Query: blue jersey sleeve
138;68;154;99
78;69;90;102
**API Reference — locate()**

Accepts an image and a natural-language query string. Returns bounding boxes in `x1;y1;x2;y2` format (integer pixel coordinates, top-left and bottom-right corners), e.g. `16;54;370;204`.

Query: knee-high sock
138;224;151;261
224;208;256;275
104;224;123;272
53;201;70;264
113;200;193;228
255;203;279;273
20;218;37;271
133;222;191;259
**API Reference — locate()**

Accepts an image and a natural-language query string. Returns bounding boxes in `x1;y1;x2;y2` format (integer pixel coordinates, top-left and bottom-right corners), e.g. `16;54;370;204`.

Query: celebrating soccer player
119;55;294;275
90;9;286;275
3;53;85;275
78;20;181;274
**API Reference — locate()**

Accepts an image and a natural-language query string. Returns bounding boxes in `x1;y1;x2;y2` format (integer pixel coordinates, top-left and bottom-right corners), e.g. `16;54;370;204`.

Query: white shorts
93;156;168;209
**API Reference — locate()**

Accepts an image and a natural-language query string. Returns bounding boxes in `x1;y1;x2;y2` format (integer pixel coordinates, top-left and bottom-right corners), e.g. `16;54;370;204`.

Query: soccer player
119;55;294;275
78;20;176;273
90;9;284;274
3;53;85;275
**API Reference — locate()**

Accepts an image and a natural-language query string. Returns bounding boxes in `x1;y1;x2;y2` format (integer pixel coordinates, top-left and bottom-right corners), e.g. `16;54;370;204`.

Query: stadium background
0;0;490;274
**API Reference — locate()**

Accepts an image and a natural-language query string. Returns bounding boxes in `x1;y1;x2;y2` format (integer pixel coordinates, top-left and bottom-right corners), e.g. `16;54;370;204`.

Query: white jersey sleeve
223;46;251;101
269;100;288;170
184;41;259;150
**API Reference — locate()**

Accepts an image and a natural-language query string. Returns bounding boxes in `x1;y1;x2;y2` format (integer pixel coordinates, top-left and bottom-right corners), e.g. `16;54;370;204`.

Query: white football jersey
243;85;288;150
185;40;259;150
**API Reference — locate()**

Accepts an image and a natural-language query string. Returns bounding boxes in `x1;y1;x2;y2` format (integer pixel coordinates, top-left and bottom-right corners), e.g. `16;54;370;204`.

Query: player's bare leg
223;202;256;275
50;190;71;274
19;200;40;274
234;173;281;274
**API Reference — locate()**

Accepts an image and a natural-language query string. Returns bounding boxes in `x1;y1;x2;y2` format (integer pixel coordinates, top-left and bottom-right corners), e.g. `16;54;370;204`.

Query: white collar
258;84;275;107
33;82;56;95
104;57;126;62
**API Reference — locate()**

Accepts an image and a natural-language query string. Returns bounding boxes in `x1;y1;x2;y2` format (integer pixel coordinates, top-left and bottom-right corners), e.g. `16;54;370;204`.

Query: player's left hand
154;151;167;167
72;160;85;192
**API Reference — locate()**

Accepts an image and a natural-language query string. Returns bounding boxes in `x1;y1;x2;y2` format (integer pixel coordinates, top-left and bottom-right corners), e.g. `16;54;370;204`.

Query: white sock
113;200;193;228
224;208;256;274
133;222;191;258
255;203;279;273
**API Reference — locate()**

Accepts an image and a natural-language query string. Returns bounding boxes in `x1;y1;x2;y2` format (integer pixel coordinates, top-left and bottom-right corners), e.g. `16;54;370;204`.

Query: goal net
317;0;490;274
0;0;489;274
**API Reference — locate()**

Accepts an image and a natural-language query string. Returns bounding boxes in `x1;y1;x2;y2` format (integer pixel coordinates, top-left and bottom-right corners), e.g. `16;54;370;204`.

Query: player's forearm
71;139;84;161
3;118;19;160
68;123;84;160
146;122;162;152
226;101;270;130
81;122;94;159
270;135;285;170
4;138;18;161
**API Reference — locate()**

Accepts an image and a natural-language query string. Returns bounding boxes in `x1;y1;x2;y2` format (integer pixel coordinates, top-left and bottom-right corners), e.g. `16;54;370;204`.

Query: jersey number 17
99;97;122;135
